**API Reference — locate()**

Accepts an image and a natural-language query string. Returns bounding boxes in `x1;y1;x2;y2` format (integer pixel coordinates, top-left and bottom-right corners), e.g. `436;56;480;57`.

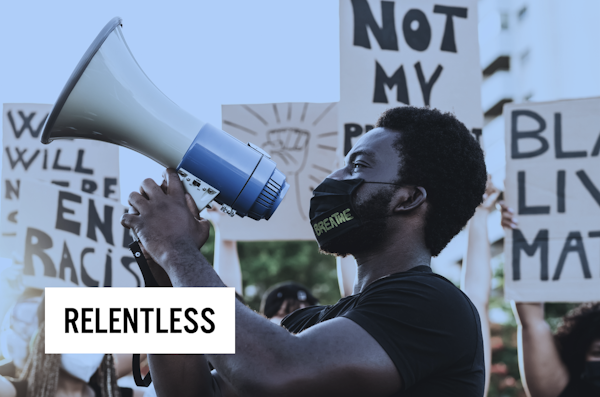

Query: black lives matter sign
1;103;120;257
504;98;600;302
338;0;482;156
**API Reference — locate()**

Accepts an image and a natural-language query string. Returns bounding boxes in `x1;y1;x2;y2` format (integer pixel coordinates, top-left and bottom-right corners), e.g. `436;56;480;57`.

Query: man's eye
352;163;365;170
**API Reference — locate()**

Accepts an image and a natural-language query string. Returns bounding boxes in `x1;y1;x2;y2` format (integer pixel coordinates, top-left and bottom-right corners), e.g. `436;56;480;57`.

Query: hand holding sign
122;169;211;271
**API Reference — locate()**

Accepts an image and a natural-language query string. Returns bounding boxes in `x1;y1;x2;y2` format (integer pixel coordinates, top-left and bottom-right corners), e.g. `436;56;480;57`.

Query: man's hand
121;168;211;271
479;175;500;212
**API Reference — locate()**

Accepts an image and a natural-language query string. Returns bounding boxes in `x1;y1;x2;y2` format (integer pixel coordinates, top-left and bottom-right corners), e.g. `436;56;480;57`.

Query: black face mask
582;361;600;391
309;178;403;249
309;178;365;247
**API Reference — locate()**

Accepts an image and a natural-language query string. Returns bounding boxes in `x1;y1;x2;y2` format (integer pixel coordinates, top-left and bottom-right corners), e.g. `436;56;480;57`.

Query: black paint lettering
140;308;154;333
7;211;17;224
51;181;69;187
4;180;20;200
402;9;431;51
104;178;118;198
592;132;600;157
24;227;55;277
472;128;482;143
433;5;468;52
56;191;81;235
518;171;550;215
124;308;138;333
344;123;363;156
373;61;409;104
87;199;114;245
576;170;600;208
110;308;121;333
65;308;78;333
7;110;46;138
351;0;398;50
201;308;215;334
81;179;98;194
553;231;591;280
5;147;40;170
82;308;93;333
103;249;112;287
184;308;198;333
512;229;549;281
171;308;182;333
52;149;71;171
121;257;141;287
415;62;443;107
554;113;586;158
43;149;48;169
95;308;107;333
74;150;94;174
557;170;566;213
511;110;549;159
80;248;99;287
59;242;78;285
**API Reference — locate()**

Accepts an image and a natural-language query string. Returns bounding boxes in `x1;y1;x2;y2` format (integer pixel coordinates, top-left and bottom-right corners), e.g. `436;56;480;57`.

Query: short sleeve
342;275;481;390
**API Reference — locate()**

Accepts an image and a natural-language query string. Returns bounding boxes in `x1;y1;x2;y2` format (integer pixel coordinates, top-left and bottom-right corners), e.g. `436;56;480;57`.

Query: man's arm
513;303;569;397
121;169;402;397
500;203;569;397
461;176;499;396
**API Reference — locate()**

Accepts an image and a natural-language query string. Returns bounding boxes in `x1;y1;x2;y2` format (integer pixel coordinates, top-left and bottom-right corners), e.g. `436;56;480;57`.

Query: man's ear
392;186;427;213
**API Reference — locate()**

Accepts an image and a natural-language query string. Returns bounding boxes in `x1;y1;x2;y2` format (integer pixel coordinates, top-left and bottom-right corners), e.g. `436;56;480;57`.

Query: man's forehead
346;128;399;159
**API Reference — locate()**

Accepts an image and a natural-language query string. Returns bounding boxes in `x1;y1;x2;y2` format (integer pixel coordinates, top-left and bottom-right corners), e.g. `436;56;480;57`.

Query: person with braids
501;204;600;396
0;295;135;397
122;106;488;396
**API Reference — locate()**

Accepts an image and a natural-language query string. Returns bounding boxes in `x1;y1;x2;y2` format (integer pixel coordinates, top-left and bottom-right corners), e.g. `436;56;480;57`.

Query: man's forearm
149;354;217;397
164;246;227;288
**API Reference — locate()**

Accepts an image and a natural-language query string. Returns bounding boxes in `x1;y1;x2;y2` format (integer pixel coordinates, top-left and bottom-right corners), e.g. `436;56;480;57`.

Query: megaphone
41;17;289;220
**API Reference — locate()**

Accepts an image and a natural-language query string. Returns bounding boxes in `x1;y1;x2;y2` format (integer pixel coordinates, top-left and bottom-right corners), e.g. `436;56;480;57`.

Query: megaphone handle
128;234;159;288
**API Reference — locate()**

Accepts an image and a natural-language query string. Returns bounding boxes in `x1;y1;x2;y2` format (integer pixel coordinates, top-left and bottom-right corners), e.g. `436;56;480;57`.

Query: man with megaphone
121;106;488;397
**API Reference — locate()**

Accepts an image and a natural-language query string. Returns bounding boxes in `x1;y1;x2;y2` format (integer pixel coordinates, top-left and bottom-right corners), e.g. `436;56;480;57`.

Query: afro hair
375;106;487;256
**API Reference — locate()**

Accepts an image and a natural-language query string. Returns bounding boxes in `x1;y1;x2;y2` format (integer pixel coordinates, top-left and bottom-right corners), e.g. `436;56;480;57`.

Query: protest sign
338;0;482;155
1;103;120;257
504;98;600;302
217;102;338;241
15;178;141;288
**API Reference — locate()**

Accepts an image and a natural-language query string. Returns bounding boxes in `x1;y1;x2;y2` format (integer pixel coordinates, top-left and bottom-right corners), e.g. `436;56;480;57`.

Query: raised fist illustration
262;128;310;175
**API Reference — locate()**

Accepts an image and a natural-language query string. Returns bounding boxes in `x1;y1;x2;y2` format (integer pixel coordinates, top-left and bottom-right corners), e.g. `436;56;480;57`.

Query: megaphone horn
41;17;289;221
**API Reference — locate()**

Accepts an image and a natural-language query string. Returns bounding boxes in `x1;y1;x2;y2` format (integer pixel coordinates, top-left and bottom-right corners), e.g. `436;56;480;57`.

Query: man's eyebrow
346;149;377;165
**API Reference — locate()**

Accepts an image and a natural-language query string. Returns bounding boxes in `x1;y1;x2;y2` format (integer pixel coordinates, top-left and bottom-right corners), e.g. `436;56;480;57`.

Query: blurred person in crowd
123;106;487;396
260;282;319;324
460;176;501;396
0;290;42;378
502;203;600;397
0;295;138;397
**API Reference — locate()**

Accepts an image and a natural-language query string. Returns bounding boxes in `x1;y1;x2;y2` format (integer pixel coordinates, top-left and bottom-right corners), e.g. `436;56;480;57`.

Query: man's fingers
185;193;201;220
121;213;141;230
128;192;149;213
140;178;163;199
164;168;186;197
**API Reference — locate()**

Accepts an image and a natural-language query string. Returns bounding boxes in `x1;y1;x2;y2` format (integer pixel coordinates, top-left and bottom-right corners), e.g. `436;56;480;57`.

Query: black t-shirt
559;378;598;397
7;378;133;397
282;265;484;396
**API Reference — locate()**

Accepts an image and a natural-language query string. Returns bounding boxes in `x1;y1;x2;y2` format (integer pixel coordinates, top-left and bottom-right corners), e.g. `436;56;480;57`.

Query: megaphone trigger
177;168;221;214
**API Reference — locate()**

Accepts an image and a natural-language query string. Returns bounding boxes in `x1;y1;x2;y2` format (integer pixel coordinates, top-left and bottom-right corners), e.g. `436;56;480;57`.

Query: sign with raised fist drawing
217;102;338;241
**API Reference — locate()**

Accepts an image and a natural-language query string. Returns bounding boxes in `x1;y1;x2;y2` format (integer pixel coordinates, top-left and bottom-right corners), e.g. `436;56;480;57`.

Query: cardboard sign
1;104;120;257
15;179;141;288
503;98;600;302
338;0;482;156
217;102;338;241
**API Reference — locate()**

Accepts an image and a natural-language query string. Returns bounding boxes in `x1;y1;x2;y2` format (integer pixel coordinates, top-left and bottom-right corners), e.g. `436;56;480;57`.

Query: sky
0;0;340;205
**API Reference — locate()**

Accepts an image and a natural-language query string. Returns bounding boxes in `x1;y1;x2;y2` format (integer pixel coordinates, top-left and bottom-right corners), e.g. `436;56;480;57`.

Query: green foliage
200;224;340;312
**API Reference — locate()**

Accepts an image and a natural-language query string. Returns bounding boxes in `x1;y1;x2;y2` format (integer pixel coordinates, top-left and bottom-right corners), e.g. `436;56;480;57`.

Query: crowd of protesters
0;106;598;396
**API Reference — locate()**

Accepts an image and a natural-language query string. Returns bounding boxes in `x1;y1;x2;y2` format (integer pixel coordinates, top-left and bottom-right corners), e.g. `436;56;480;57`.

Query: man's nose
326;167;346;181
